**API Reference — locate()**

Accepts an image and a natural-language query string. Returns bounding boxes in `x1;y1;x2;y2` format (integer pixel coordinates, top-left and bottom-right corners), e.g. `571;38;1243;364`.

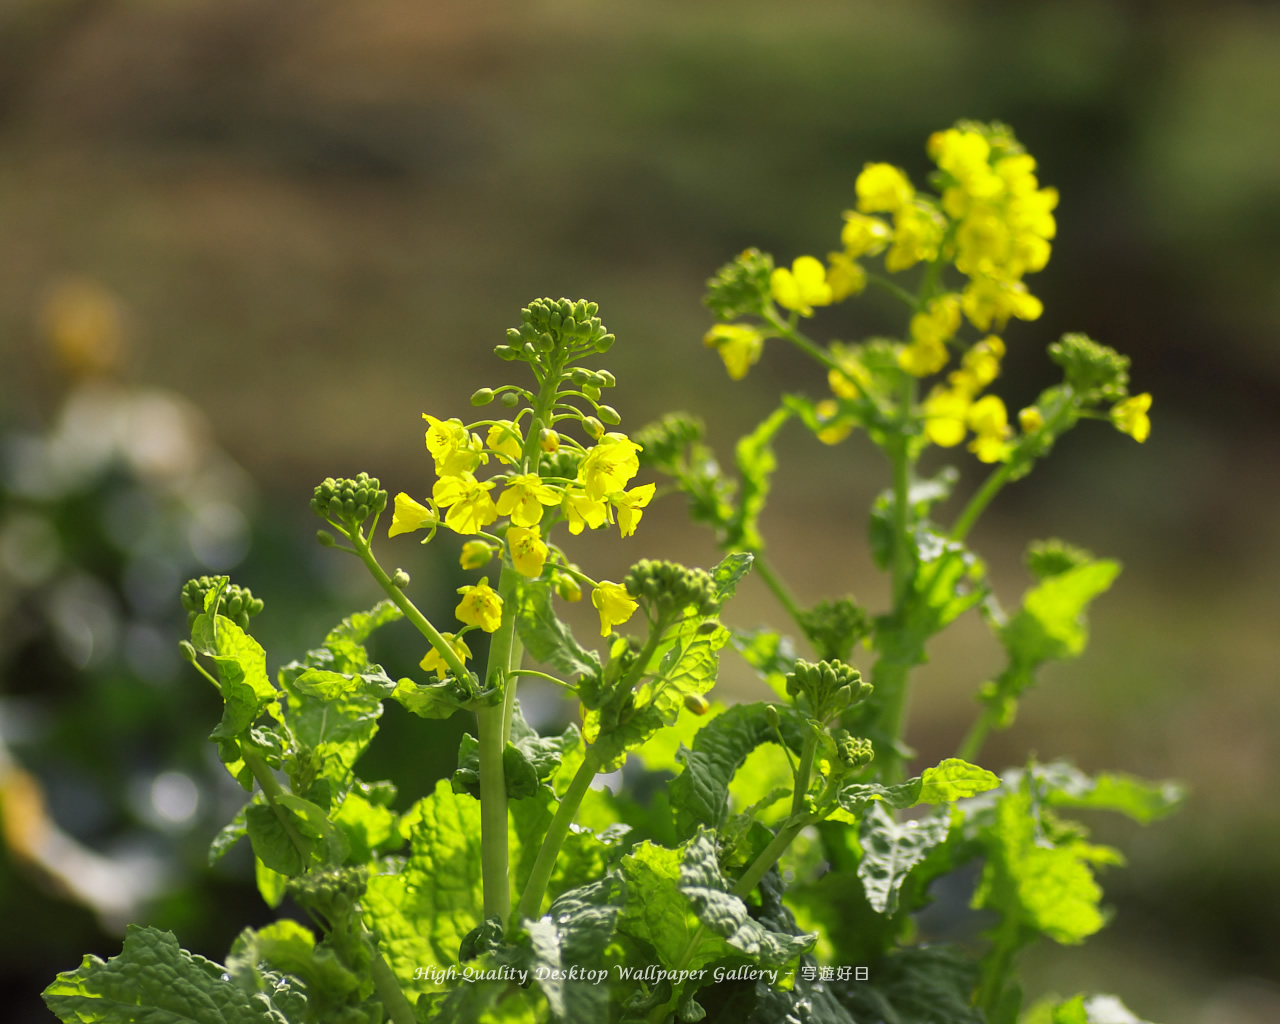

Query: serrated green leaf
668;702;804;840
918;759;1002;803
290;665;397;700
520;876;623;1022
227;920;367;1020
245;803;309;876
1029;763;1184;825
44;924;304;1024
857;803;951;915
1005;561;1120;666
840;945;985;1024
191;613;277;741
725;408;789;551
283;685;383;791
209;804;248;866
514;578;602;680
711;551;754;603
390;676;463;719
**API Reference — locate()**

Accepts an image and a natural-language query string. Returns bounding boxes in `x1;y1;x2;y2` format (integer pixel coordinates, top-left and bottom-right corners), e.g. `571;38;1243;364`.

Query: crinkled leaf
514;577;603;680
857;803;951;915
43;924;305;1024
711;551;755;603
283;683;383;792
191;613;277;741
669;702;804;840
520;876;623;1022
275;792;351;866
227;921;366;1020
209;803;248;866
245;803;310;876
918;758;1002;803
290;664;397;700
840;945;985;1024
1027;762;1184;825
1002;561;1120;668
390;676;463;719
333;790;399;863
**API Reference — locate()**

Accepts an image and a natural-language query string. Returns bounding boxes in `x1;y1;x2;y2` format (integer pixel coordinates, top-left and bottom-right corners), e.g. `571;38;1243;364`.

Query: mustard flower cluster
701;122;1152;461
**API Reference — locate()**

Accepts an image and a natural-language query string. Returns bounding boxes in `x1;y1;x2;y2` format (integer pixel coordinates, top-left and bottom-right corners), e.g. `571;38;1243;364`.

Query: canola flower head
592;581;638;637
507;525;549;578
432;472;499;535
311;473;388;526
424;414;487;476
923;386;971;448
496;473;561;527
898;336;949;378
840;212;892;258
562;485;610;535
1049;333;1130;400
1111;393;1152;443
967;394;1011;463
814;399;853;445
771;256;833;316
456;577;503;633
827;343;872;400
856;162;914;214
420;633;471;681
705;248;774;322
388;492;437;538
886;201;946;273
704;323;764;381
961;277;1043;332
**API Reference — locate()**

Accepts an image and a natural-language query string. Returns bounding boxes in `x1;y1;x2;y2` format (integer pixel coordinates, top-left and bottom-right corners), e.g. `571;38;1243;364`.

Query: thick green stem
753;553;806;634
889;376;915;606
957;707;994;763
514;745;605;923
872;657;915;785
976;911;1024;1013
950;462;1014;543
790;729;818;818
731;818;810;900
370;950;418;1024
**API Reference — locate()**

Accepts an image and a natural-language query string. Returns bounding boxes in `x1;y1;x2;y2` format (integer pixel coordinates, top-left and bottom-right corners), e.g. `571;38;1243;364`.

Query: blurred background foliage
0;1;1277;1021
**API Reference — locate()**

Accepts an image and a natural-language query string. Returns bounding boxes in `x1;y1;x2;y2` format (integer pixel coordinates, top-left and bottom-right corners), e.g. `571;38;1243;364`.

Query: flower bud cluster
496;297;614;362
635;413;705;471
624;559;718;618
1048;334;1130;401
180;576;263;629
311;473;388;527
785;658;872;722
833;729;875;769
797;597;871;664
286;865;367;922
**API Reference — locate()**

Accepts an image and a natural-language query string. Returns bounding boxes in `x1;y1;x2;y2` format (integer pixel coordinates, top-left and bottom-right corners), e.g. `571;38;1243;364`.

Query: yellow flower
928;128;1002;202
460;539;494;570
885;202;945;273
840;212;892;257
910;294;962;348
579;433;642;500
563;486;610;535
967;395;1011;463
771;256;833;316
496;472;561;527
539;429;560;454
961;277;1043;332
704;323;764;381
420;633;471;681
898;337;948;378
592;581;638;637
1018;406;1044;434
826;252;866;302
507;525;549;578
388;492;437;538
610;483;656;538
456;577;503;633
1111;393;1151;443
827;343;871;400
424;414;486;476
856;163;914;214
923;386;971;447
948;335;1005;394
432;472;498;535
486;421;524;463
814;399;853;445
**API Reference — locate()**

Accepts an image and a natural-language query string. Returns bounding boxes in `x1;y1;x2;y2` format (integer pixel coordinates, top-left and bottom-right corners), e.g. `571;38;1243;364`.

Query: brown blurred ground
1;1;1279;1022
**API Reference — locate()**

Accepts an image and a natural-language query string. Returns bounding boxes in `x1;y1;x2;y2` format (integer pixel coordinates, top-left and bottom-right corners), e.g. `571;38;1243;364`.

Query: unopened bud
764;705;781;730
684;694;711;716
1019;406;1044;434
471;388;496;406
597;404;621;425
583;416;604;440
539;428;559;453
391;569;411;589
583;384;601;402
501;391;520;408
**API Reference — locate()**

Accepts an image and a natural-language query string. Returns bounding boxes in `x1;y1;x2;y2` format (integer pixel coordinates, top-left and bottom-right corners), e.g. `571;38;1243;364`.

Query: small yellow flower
432;472;498;535
814;399;853;445
496;473;561;527
840;211;892;257
420;633;471;681
827;343;872;400
923;386;971;448
957;335;1005;390
610;483;656;538
770;256;833;316
424;414;486;476
856;163;914;214
961;277;1043;332
1111;393;1152;443
910;294;963;348
825;252;866;302
456;577;503;633
592;581;638;637
898;337;948;378
486;421;524;463
886;202;945;273
563;486;610;535
507;525;548;578
460;539;494;570
388;492;437;538
967;395;1011;463
1018;406;1044;434
579;433;642;501
704;323;764;381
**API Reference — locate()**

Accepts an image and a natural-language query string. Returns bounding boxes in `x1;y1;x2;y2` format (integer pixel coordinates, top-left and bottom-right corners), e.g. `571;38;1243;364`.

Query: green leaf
1052;993;1157;1024
454;703;582;800
668;702;804;840
276;792;351;866
191;613;278;741
390;676;464;719
245;803;309;876
857;803;950;915
711;551;755;603
43;924;304;1024
679;830;816;966
840;945;985;1024
227;921;366;1021
1029;763;1184;825
514;578;603;681
290;665;396;700
918;758;1002;803
725;408;789;551
283;685;384;792
332;790;399;863
730;628;797;702
1001;560;1120;668
209;804;248;866
868;468;959;572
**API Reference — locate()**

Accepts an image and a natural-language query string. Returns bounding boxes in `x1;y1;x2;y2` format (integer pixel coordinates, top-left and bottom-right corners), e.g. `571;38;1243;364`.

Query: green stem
731;817;811;900
957;707;994;763
866;273;922;311
514;746;605;923
889;375;915;606
976;911;1024;1013
753;553;806;634
370;950;418;1024
790;729;819;818
949;462;1014;543
872;657;915;785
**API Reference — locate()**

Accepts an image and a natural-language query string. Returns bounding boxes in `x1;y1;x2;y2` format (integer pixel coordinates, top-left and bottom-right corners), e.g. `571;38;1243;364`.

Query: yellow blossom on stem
771;256;833;316
1018;406;1044;434
460;539;494;570
610;483;656;538
507;525;549;578
592;581;638;637
899;337;948;378
856;163;914;214
1111;393;1152;443
704;323;764;381
388;492;437;538
563;486;609;535
886;202;945;273
496;473;561;527
456;577;503;633
961;277;1043;332
579;433;642;500
424;414;486;476
420;633;471;681
827;343;871;400
814;399;853;445
840;211;892;257
825;252;866;302
432;472;498;535
923;386;971;447
967;395;1011;463
486;421;524;463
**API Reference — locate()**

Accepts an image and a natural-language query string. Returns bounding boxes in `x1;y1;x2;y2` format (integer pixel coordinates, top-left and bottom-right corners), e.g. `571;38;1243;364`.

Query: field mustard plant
46;125;1180;1024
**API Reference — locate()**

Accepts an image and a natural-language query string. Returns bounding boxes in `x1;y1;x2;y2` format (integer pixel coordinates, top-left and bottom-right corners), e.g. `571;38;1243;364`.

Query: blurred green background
1;1;1278;1021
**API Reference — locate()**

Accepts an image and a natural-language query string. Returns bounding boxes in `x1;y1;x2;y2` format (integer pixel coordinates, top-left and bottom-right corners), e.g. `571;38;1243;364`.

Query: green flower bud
494;344;520;361
501;391;521;408
471;388;496;406
583;416;604;440
705;248;774;322
181;576;264;631
594;333;615;354
597;404;621;425
833;729;874;769
311;472;388;528
634;413;705;470
597;369;617;388
797;597;872;664
683;693;711;715
583;384;602;402
764;705;781;730
784;658;868;721
316;529;336;547
510;298;612;363
391;569;411;588
624;559;718;617
1048;333;1130;401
